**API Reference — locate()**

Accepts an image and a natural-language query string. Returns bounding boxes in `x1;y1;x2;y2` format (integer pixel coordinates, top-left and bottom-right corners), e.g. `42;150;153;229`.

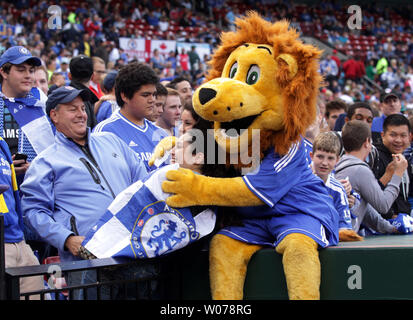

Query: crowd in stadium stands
1;0;413;299
0;0;411;109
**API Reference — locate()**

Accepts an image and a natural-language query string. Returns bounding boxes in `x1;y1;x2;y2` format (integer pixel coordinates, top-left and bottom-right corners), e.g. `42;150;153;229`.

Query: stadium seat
43;256;61;265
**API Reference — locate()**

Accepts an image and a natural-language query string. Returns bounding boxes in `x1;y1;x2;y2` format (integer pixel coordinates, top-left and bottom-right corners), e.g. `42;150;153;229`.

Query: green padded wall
244;234;413;300
180;234;413;300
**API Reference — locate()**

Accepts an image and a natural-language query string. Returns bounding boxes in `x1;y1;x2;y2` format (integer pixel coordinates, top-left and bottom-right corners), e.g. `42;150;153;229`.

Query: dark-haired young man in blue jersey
0;46;54;175
93;62;168;171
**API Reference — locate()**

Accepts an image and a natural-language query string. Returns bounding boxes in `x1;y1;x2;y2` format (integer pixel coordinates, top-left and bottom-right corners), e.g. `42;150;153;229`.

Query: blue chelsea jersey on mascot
219;139;340;249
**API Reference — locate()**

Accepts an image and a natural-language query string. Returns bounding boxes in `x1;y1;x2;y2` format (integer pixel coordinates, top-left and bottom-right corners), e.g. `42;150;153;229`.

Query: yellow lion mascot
159;12;358;300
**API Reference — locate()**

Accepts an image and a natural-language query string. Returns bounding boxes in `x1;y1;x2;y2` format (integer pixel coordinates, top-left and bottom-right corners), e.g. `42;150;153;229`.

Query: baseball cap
46;86;89;116
69;55;93;79
102;70;118;92
61;57;70;65
380;89;400;103
0;46;41;67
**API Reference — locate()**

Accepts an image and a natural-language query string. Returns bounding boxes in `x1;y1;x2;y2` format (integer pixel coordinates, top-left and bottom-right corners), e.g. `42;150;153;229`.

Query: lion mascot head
192;11;322;160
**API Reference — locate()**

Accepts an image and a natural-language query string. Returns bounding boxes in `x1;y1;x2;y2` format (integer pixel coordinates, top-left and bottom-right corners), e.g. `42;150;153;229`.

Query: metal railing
0;215;186;300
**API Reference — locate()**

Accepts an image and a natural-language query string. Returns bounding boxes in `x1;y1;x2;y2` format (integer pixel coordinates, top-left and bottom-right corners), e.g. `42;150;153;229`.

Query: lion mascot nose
198;87;217;105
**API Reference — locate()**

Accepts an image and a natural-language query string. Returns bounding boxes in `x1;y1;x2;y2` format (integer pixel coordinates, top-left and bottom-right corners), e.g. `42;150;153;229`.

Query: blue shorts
218;212;331;249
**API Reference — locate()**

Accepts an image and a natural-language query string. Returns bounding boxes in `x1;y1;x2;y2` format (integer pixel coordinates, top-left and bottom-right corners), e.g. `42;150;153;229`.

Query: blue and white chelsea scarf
82;164;217;259
0;86;55;161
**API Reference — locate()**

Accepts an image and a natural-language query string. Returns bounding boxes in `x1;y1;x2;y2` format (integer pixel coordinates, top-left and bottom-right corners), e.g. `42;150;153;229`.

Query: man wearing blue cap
0;46;54;175
21;85;148;299
371;90;402;145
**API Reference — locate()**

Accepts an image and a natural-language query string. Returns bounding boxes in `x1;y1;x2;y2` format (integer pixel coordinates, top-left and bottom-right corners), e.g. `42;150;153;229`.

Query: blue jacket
0;137;24;243
21;129;148;262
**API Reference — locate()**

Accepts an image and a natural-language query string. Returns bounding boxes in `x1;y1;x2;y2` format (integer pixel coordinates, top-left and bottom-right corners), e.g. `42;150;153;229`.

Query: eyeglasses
95;70;107;74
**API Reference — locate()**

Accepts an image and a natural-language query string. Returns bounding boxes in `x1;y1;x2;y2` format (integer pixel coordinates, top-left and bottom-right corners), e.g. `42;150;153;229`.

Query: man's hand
392;153;408;177
380;153;407;185
338;178;352;197
64;235;85;256
347;194;356;208
12;154;30;175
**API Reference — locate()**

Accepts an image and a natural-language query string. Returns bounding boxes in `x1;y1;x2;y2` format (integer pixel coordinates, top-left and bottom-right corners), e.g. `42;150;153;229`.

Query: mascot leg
275;233;321;300
209;234;262;300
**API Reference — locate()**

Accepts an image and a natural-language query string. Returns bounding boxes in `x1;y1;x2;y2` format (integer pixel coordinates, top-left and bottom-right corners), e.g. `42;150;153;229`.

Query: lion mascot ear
275;53;298;83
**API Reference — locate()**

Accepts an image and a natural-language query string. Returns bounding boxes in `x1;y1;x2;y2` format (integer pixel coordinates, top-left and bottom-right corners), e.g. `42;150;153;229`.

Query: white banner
119;37;147;62
150;40;177;59
118;38;211;64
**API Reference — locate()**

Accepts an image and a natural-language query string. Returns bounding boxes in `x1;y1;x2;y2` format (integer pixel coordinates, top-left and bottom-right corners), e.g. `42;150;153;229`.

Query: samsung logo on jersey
2;129;19;139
